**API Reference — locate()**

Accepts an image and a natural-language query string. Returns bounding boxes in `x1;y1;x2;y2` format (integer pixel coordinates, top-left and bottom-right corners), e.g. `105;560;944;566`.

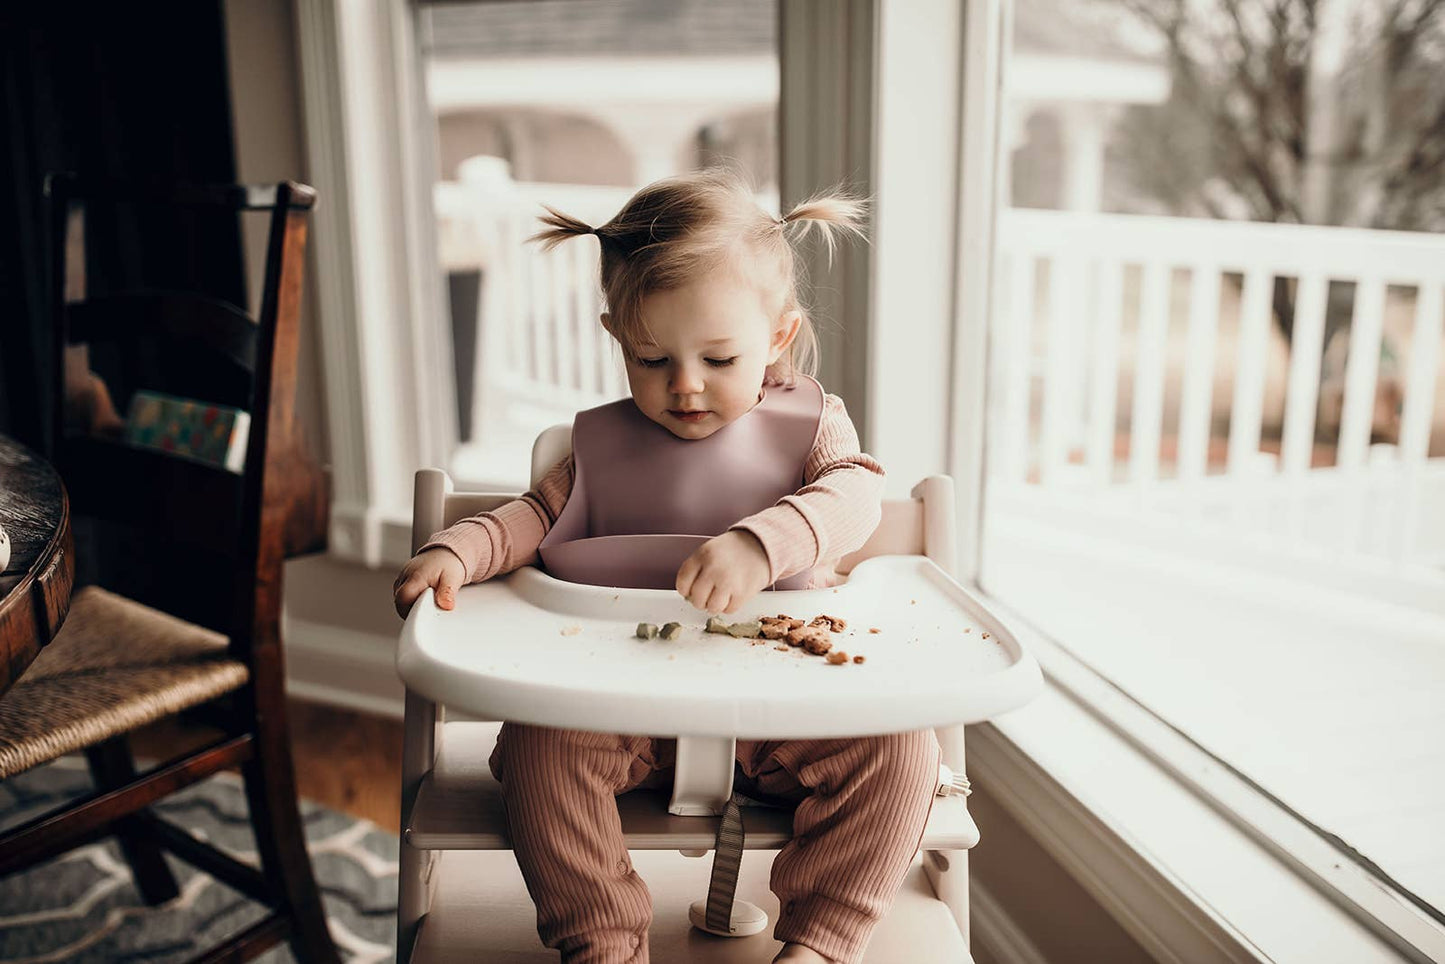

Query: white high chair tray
398;555;1040;739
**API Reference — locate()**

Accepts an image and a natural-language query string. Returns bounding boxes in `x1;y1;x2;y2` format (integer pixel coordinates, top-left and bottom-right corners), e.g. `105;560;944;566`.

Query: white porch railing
436;158;780;482
434;171;1445;575
438;158;634;439
991;209;1445;571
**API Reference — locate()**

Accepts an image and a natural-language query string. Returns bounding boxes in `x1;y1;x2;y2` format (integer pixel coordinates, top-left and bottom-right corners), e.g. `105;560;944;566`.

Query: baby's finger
704;585;730;615
675;556;699;598
394;575;424;618
435;569;461;611
685;572;714;611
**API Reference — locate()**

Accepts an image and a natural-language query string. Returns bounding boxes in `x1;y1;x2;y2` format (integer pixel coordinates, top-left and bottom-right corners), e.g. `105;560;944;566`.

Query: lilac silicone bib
538;376;825;590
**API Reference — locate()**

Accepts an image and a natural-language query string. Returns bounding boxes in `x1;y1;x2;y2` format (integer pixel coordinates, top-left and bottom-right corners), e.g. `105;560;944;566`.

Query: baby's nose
668;365;705;395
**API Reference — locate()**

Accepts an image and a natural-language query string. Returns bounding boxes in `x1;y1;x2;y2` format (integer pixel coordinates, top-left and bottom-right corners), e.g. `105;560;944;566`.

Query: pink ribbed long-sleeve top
423;394;884;587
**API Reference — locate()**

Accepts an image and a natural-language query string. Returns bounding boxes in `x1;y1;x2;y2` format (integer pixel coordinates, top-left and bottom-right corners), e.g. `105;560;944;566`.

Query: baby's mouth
668;410;710;423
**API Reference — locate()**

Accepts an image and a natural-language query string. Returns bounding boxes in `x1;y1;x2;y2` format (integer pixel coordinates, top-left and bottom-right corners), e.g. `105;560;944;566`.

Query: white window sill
969;613;1442;964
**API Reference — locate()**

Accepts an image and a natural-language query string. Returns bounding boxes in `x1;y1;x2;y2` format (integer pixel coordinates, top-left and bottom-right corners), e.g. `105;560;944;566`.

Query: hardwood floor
130;699;404;833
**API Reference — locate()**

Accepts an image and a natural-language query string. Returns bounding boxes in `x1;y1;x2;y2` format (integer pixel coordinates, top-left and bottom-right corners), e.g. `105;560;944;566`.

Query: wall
966;779;1156;964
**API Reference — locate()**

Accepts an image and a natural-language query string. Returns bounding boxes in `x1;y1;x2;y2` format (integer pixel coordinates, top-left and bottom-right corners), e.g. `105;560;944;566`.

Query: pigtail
780;192;869;264
529;205;598;251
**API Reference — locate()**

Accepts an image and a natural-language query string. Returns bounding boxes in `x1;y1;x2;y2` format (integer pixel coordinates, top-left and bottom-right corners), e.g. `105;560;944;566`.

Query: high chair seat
405;720;981;852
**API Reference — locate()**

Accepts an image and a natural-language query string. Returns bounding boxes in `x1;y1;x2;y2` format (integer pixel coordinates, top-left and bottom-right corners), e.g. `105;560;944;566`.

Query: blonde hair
530;168;866;381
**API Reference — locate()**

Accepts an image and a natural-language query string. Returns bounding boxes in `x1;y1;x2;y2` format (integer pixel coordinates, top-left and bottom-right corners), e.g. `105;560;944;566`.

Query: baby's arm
676;395;884;612
393;455;574;616
730;394;885;584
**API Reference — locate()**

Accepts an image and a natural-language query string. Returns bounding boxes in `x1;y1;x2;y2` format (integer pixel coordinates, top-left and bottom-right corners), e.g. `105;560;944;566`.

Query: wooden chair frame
0;175;338;964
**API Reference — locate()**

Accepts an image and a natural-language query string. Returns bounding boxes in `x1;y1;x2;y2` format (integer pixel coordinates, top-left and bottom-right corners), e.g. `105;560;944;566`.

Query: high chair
395;426;1041;963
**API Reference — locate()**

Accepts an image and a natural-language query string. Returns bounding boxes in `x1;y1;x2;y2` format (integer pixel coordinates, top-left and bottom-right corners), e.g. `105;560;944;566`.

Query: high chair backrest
412;420;958;579
410;424;572;553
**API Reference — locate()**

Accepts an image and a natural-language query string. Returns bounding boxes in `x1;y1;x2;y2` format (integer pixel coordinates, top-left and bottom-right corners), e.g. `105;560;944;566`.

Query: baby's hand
676;531;771;615
393;548;467;618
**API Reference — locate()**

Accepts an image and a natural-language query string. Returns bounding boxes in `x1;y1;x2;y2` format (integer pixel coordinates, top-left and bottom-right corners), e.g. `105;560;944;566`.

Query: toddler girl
394;169;940;964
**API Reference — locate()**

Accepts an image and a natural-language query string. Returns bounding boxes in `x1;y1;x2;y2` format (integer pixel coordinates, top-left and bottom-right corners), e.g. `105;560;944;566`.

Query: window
979;0;1445;926
416;0;781;489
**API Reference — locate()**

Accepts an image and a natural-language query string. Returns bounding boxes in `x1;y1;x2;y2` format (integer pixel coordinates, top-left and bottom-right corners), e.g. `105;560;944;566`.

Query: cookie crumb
963;627;971;633
760;620;791;640
791;626;833;655
561;625;582;636
660;622;682;640
853;655;866;664
868;627;881;634
809;614;847;632
981;632;991;639
775;644;790;651
636;623;659;639
826;651;849;665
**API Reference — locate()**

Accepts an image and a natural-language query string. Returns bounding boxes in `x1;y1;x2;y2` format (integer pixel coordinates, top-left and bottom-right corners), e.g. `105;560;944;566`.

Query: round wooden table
0;435;74;696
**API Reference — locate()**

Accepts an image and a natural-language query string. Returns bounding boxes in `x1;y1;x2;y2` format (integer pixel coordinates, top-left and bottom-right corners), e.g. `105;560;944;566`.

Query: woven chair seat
0;586;250;778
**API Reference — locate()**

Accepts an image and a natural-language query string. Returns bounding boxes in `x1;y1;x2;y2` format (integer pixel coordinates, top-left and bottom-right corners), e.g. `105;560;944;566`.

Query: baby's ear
769;310;802;362
600;312;614;336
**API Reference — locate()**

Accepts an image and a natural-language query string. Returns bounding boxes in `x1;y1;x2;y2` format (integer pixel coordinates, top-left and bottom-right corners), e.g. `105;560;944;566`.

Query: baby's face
617;266;798;440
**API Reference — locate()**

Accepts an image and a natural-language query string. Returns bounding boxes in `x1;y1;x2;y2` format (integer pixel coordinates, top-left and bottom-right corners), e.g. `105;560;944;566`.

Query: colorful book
124;390;251;473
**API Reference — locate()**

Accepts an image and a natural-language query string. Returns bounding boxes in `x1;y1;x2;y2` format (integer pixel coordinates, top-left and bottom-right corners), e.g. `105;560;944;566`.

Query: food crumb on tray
560;625;582;636
630;612;870;665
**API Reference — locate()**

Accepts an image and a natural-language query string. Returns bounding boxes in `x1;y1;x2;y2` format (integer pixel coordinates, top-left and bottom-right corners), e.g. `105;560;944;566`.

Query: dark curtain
0;0;244;450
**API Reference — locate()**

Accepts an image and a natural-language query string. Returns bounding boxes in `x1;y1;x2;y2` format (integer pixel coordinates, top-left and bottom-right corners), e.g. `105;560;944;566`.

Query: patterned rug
0;757;398;963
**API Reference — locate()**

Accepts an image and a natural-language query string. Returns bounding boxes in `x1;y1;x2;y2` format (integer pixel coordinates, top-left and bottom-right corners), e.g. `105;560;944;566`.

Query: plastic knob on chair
688;898;769;937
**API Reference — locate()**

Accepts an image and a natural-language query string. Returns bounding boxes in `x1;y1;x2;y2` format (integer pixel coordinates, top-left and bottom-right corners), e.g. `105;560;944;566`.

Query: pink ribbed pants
489;724;941;964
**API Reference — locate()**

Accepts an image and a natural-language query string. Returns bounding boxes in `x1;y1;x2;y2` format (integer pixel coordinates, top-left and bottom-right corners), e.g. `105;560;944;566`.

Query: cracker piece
636;623;659;639
660;622;682;640
727;620;762;638
705;616;731;634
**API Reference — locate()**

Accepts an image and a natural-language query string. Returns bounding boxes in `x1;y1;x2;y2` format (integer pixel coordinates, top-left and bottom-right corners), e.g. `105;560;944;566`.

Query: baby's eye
636;356;668;369
705;357;738;368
